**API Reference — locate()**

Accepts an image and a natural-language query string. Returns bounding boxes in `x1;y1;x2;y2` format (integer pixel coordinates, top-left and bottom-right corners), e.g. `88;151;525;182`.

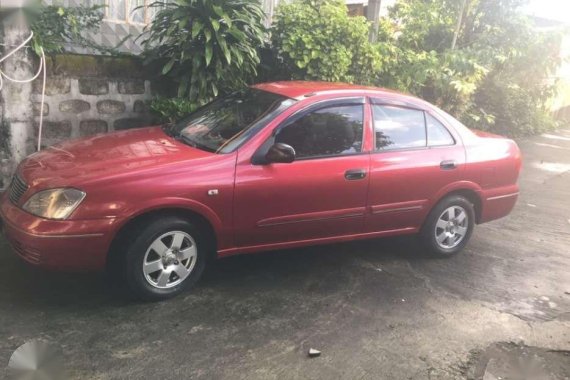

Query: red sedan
0;82;521;300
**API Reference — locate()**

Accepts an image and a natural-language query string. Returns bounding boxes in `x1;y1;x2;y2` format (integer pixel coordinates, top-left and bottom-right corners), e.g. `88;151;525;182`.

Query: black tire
420;195;475;257
123;216;208;301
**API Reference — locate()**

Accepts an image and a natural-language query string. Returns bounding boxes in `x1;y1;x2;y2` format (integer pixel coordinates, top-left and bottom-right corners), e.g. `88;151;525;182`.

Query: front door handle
440;160;457;170
345;169;367;180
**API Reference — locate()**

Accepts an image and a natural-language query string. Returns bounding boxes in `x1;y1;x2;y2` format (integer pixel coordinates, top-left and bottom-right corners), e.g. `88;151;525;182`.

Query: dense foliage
142;0;266;110
268;0;563;136
28;5;105;55
271;0;381;84
145;0;563;136
149;97;198;124
379;0;563;135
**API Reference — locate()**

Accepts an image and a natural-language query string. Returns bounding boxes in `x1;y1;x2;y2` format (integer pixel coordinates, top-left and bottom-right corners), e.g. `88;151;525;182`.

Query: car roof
252;81;405;100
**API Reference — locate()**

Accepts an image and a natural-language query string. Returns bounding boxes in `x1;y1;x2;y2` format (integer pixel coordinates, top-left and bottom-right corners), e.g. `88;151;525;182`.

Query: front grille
8;175;29;205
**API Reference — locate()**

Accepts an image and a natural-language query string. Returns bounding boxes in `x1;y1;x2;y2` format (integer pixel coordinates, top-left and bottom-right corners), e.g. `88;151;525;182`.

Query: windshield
165;89;295;153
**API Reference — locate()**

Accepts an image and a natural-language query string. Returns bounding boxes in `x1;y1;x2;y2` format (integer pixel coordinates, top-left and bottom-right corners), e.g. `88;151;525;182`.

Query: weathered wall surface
34;54;154;146
34;76;152;146
0;11;35;190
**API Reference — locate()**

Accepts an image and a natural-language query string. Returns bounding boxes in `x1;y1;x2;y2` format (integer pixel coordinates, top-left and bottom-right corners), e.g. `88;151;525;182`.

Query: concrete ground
1;130;569;379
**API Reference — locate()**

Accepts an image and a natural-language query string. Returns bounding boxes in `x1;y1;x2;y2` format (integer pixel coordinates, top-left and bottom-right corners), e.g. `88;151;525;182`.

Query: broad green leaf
212;5;224;17
192;21;203;39
162;59;176;74
205;43;213;66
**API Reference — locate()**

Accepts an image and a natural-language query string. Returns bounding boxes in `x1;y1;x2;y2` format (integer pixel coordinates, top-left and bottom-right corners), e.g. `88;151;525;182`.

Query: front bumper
0;194;117;271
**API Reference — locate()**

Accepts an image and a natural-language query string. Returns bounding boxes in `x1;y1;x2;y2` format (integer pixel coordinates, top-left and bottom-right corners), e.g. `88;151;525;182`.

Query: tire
123;216;208;301
420;195;475;257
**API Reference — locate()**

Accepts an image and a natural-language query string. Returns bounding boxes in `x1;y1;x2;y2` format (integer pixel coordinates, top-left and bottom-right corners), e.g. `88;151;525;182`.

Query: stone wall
32;54;154;147
33;76;152;146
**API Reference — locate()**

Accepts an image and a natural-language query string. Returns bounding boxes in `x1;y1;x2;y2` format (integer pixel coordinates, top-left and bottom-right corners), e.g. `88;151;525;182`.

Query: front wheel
123;216;207;301
420;195;475;257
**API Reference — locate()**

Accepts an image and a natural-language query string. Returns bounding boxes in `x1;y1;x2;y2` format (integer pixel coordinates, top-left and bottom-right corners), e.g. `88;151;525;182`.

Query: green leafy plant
149;97;199;124
142;0;266;105
375;0;563;136
271;0;381;84
28;5;105;55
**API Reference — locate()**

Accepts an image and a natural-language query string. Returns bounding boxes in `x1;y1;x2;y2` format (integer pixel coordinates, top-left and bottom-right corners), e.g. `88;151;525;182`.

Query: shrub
149;98;199;124
142;0;266;106
381;0;562;137
28;5;105;55
271;0;381;84
463;31;562;136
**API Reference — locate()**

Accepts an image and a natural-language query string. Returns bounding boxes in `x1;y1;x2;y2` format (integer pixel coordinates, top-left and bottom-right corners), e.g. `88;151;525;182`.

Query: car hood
19;127;213;189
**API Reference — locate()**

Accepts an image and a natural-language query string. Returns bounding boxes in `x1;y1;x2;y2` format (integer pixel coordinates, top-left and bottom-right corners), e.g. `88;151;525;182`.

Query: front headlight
22;188;86;220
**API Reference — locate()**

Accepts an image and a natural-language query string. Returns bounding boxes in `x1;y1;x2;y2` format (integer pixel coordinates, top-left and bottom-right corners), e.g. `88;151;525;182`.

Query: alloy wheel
434;205;468;249
142;231;197;289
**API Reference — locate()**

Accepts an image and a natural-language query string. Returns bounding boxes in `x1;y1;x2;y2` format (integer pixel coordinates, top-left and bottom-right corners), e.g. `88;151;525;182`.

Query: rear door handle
440;160;457;170
345;169;367;180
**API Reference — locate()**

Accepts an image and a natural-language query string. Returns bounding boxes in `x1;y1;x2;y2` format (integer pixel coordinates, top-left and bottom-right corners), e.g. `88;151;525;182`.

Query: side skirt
217;227;418;258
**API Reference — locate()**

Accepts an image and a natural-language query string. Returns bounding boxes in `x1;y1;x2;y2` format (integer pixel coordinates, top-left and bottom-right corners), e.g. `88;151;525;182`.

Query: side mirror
265;143;296;164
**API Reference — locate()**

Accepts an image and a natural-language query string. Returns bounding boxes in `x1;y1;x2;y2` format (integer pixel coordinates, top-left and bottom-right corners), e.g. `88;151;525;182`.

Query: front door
234;99;371;248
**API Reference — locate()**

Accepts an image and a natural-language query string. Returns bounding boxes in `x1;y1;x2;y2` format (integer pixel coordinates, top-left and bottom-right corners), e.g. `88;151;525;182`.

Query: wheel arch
106;205;220;272
429;182;483;224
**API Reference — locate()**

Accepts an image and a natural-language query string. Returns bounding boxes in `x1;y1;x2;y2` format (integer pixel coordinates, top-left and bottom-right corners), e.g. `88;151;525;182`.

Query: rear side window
372;105;426;150
426;113;455;146
275;105;364;159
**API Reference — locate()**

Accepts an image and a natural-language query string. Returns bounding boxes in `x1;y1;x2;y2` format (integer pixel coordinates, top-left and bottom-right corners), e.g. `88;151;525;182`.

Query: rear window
372;105;426;150
426;113;455;146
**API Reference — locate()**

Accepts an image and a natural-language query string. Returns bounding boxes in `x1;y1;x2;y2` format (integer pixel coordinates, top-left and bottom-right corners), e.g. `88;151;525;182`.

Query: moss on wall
46;54;152;79
43;53;177;97
0;120;10;153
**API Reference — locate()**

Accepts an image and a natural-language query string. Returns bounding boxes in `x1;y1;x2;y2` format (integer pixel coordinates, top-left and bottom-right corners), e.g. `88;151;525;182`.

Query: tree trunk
451;0;468;50
366;0;382;42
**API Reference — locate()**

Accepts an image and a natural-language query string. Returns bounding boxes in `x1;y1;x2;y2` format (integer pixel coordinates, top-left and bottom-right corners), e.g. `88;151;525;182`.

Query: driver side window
275;105;364;159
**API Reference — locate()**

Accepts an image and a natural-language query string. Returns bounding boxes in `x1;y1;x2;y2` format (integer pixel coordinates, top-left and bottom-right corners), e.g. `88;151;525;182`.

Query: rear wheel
123;216;207;301
420;195;475;257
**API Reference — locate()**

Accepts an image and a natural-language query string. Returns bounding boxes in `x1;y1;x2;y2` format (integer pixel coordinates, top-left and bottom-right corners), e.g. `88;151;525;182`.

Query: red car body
0;82;521;271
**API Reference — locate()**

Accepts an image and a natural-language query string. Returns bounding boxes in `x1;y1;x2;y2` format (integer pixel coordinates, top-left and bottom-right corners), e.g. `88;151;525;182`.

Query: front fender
115;197;228;248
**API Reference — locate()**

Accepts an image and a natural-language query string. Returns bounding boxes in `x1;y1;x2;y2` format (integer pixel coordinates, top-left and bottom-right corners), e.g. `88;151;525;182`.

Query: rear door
365;99;466;233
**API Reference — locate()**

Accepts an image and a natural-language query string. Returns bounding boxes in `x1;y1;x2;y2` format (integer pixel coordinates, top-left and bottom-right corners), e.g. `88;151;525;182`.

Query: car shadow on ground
0;235;435;310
